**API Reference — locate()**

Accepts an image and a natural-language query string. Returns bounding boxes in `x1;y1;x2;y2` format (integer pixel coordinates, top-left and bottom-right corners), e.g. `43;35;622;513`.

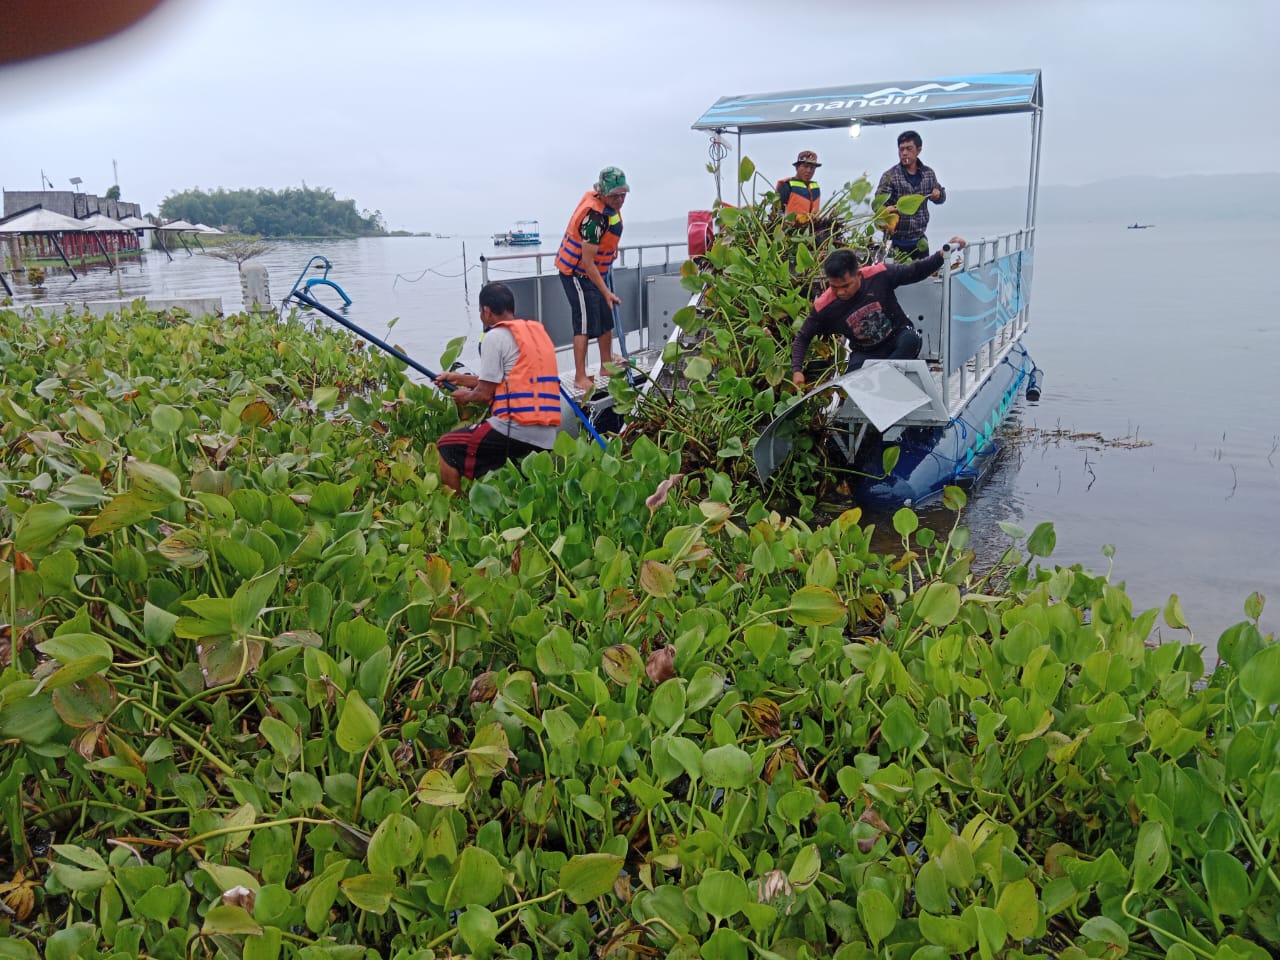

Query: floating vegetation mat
615;168;902;517
1005;425;1155;451
0;289;1277;959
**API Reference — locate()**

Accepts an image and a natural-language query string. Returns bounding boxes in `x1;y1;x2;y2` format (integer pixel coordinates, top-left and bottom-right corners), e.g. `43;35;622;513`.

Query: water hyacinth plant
618;158;922;517
0;300;1277;960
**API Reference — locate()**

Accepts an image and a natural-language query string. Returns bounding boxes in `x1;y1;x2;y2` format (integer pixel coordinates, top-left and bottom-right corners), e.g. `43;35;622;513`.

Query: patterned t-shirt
578;209;609;245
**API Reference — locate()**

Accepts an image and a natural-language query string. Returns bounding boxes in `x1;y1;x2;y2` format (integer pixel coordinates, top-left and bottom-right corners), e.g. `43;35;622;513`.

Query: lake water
7;222;1278;647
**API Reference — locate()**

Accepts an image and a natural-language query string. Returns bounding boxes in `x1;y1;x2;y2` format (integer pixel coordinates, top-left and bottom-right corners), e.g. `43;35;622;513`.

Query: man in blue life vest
776;150;821;220
435;282;561;493
877;130;947;260
555;166;628;392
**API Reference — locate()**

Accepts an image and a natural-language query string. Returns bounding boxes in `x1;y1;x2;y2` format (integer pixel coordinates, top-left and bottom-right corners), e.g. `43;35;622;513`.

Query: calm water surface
10;223;1278;645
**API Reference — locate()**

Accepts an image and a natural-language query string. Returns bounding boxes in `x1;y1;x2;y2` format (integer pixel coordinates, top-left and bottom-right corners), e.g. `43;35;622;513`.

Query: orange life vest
778;178;820;216
555;191;623;276
488;319;561;427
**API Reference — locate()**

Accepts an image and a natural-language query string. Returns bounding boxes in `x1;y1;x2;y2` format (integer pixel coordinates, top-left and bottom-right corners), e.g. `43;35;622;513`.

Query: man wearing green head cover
554;166;629;392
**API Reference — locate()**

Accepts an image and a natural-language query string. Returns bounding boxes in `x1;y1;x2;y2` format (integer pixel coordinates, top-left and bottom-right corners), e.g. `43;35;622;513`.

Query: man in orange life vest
776;150;821;220
434;282;561;493
555;166;628;392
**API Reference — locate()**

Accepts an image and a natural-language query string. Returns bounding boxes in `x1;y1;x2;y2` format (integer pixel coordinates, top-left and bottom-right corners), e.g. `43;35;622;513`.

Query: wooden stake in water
461;241;468;297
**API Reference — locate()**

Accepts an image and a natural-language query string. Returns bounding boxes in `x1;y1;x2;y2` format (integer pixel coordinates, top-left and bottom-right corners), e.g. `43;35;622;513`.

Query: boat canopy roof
692;69;1042;134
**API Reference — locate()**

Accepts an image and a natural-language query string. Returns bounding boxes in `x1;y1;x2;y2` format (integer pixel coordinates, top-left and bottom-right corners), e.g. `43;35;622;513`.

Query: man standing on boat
790;239;966;384
876;131;946;260
434;282;561;494
776;150;821;221
555;167;629;393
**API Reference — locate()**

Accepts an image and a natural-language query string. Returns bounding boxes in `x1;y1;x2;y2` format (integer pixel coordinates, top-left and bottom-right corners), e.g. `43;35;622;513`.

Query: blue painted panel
947;251;1032;362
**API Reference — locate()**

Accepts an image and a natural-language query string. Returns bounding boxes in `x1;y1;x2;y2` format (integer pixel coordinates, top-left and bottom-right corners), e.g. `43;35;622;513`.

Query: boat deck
553;345;663;402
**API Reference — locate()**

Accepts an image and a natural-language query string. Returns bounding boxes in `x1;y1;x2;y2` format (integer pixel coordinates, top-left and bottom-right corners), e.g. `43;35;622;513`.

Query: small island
160;184;388;238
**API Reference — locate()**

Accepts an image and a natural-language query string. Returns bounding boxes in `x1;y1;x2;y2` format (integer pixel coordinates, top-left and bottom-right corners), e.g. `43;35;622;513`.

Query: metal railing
941;227;1035;414
480;241;689;353
480;241;688;326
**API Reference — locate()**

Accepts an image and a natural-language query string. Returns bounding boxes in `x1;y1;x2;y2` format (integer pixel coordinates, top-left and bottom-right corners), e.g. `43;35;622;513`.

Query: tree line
158;185;387;237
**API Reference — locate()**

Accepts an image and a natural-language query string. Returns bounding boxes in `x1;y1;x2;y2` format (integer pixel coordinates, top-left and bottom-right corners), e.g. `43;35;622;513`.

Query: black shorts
437;422;543;479
560;272;612;339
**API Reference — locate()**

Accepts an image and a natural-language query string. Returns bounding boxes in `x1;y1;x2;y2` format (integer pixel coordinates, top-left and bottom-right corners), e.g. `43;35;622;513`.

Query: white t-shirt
479;325;559;449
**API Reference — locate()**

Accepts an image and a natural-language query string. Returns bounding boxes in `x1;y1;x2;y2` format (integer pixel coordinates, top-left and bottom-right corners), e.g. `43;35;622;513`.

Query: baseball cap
794;150;821;167
596;166;630;196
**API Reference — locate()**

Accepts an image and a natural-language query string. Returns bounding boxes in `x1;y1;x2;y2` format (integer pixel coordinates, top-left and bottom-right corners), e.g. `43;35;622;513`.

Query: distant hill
942;173;1280;227
628;174;1280;238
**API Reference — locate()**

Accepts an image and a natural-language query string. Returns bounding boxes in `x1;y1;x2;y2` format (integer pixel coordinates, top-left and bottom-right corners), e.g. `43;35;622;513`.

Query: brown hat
794;150;821;167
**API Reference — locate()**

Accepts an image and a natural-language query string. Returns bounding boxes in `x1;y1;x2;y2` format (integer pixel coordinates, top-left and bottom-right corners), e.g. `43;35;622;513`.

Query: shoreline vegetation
159;185;389;239
1;197;1277;959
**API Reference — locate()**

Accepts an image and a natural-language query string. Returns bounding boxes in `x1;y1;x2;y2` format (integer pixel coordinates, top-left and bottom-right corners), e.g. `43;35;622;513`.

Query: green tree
105;185;121;201
158;185;388;237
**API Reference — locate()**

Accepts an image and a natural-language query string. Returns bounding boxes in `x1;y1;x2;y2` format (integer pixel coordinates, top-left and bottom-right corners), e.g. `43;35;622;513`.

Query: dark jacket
790;252;943;371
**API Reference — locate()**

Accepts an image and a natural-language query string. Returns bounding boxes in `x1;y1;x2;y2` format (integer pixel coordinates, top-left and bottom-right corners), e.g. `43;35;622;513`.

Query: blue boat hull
853;346;1034;507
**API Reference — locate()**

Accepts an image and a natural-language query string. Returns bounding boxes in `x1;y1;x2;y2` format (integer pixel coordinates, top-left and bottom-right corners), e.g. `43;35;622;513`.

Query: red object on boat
687;210;714;256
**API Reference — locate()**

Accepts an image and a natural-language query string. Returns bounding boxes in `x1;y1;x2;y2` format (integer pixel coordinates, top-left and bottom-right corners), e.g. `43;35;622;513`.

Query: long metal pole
1025;109;1043;234
534;248;543;321
289;288;454;389
51;233;77;280
713;128;724;204
604;270;635;387
940;242;953;412
288;288;607;449
92;232;116;271
736;130;744;207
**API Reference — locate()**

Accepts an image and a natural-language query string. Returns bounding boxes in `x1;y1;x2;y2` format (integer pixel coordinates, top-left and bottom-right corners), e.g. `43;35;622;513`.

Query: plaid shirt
876;161;945;245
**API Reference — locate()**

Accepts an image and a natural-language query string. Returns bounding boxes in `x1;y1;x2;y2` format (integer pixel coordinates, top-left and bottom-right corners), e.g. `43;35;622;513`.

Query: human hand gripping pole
285;288;607;449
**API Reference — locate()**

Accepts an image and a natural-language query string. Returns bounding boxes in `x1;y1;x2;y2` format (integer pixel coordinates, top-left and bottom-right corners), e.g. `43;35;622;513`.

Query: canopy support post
93;232;117;271
1024;108;1043;233
51;233;77;280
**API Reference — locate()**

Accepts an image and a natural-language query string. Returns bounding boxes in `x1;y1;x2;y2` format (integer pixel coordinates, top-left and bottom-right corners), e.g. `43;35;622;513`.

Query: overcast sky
2;0;1275;234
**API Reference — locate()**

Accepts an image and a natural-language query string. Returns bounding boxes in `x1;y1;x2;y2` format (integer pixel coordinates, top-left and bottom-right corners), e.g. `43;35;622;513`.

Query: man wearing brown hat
776;150;822;220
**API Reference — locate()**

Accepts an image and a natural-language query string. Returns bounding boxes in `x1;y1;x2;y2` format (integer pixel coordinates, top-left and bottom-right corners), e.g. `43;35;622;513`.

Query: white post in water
240;262;273;315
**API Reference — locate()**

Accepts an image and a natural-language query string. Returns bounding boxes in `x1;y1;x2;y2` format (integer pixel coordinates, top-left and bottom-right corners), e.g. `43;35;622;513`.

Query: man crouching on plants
434;282;561;493
790;239;966;385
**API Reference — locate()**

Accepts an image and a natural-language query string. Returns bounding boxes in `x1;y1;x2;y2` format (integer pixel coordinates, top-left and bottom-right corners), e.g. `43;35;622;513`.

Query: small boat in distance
1127;222;1155;229
492;219;541;246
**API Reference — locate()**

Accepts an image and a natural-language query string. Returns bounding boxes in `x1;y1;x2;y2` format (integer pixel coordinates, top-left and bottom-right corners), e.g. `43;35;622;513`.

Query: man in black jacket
790;241;966;386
